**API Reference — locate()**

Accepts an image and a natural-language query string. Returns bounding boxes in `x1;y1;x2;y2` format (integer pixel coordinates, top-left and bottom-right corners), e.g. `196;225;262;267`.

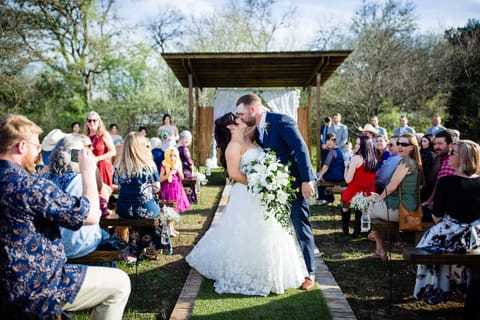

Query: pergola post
315;72;322;172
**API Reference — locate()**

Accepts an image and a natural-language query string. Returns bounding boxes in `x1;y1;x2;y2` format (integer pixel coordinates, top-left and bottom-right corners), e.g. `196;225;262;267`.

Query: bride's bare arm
226;141;248;185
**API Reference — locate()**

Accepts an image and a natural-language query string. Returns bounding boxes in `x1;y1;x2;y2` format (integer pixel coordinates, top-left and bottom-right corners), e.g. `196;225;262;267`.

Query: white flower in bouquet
350;192;376;212
242;149;297;232
163;206;181;223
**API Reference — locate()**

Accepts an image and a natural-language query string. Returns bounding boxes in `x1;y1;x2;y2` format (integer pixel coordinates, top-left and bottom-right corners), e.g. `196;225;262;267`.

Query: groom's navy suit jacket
256;112;316;189
256;111;317;275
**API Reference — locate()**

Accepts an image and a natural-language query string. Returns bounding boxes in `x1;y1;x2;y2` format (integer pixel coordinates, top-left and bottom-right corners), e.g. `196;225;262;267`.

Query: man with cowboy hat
358;123;379;139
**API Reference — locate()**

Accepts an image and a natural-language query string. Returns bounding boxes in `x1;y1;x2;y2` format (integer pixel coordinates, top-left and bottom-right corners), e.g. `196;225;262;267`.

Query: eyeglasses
26;141;41;153
87;119;98;123
450;149;457;156
397;142;412;147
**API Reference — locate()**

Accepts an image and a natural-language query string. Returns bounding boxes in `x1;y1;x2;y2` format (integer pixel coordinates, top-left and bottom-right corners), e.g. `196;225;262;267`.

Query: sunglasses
397;142;412;147
87;119;98;123
450;149;457;156
388;143;394;147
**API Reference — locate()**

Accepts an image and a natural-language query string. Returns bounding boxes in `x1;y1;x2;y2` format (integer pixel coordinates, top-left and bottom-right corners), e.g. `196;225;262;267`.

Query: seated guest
419;134;436;209
375;136;401;193
178;130;198;204
114;132;171;253
368;133;423;260
316;133;345;205
414;140;480;305
44;134;110;259
341;136;377;237
375;134;390;168
40;128;67;165
0;115;130;319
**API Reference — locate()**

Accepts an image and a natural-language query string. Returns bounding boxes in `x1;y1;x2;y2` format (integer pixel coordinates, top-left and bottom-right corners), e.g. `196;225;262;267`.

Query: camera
70;149;79;162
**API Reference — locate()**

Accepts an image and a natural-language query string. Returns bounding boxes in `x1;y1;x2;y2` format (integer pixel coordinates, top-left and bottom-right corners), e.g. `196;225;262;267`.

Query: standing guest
393;115;416;136
178;130;198;204
0;115;130;319
413;140;480;305
316;133;345;205
157;113;180;142
370;115;387;138
320;116;332;164
84;111;116;189
71;122;81;135
44;134;110;259
328;113;349;151
114;132;170;252
341;136;377;237
160;147;191;235
425;115;446;136
41;128;68;165
368;133;424;260
109;123;123;161
138;126;148;137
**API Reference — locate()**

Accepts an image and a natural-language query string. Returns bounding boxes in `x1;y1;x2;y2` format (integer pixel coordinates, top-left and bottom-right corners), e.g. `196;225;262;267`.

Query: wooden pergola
162;51;352;171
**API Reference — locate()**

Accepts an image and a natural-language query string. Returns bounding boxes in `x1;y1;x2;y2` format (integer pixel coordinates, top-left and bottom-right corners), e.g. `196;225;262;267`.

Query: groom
236;93;317;290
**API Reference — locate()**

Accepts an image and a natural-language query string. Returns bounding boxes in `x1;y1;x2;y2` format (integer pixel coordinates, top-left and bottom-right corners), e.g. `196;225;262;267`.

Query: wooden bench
100;200;176;228
68;246;128;264
370;220;435;244
403;247;480;267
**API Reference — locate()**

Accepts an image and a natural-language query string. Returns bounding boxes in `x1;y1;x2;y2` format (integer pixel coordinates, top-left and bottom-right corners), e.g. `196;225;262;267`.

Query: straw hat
358;124;378;137
41;129;68;151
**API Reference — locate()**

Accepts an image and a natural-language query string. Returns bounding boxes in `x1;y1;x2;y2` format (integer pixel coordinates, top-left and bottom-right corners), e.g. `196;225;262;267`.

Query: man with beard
421;129;458;221
236;94;317;291
0;115;130;319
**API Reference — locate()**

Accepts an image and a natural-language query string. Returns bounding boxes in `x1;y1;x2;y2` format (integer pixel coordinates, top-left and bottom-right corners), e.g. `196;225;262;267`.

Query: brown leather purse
398;182;423;231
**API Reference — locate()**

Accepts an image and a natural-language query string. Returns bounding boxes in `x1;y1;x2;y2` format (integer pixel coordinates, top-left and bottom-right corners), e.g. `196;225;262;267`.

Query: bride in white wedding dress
186;112;307;296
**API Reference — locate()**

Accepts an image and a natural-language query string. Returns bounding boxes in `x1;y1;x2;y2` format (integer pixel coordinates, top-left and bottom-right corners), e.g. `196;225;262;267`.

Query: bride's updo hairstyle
214;112;237;172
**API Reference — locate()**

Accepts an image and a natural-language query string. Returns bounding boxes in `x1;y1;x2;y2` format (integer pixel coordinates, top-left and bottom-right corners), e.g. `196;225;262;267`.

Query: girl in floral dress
160;147;191;236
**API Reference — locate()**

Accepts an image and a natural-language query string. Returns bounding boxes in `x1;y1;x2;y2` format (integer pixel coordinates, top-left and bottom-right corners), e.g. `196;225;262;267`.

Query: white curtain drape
213;89;299;121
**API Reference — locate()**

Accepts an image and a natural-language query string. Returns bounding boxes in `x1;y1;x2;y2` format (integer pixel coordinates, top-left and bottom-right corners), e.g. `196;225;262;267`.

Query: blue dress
114;168;161;218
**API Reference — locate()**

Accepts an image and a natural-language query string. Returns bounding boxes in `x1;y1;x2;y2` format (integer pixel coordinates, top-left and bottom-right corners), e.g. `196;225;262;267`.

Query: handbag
398;181;423;232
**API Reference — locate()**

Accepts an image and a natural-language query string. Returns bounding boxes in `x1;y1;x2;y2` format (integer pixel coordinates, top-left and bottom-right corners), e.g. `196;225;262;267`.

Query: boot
341;208;351;235
353;210;362;237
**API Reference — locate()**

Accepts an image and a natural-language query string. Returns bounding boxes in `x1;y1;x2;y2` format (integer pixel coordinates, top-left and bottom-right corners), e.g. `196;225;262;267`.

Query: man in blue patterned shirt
0;115;130;319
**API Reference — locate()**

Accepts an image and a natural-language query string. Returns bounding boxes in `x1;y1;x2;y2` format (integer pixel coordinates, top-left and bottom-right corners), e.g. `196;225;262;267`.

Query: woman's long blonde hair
114;132;156;177
402;133;424;185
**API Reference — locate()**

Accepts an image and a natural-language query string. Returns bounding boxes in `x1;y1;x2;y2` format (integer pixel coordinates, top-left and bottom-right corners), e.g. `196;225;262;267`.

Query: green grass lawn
192;279;331;320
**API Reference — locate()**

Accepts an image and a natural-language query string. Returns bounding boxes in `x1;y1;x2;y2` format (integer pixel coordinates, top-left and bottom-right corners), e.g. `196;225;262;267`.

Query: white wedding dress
186;148;307;296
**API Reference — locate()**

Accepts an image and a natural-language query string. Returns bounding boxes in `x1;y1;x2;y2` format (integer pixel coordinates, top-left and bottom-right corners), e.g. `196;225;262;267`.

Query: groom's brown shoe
300;275;315;290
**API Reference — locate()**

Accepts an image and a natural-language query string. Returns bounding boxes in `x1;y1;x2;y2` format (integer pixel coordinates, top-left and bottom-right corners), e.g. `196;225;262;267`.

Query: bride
186;112;307;296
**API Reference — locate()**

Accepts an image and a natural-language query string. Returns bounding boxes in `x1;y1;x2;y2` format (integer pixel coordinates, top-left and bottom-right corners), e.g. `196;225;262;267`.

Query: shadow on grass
191;279;332;320
311;202;466;320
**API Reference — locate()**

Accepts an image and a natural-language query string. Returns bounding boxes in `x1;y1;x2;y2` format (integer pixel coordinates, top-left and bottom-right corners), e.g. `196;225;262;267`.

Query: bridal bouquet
242;149;297;232
350;192;376;212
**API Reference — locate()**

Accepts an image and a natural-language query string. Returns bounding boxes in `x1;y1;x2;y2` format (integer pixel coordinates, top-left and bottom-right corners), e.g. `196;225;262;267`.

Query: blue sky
117;0;480;47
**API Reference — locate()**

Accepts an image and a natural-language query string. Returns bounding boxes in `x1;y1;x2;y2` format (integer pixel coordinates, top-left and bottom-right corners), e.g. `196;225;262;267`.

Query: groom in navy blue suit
236;93;317;290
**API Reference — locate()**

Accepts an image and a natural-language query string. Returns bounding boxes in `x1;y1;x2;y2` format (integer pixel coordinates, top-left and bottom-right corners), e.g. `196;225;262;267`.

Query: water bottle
361;210;371;232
